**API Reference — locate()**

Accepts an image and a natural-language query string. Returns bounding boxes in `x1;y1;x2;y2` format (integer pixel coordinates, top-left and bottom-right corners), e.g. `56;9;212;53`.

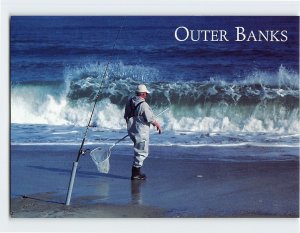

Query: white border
1;0;300;15
1;0;300;232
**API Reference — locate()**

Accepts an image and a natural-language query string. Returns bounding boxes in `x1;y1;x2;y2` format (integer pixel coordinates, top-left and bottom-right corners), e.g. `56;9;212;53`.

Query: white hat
136;84;150;94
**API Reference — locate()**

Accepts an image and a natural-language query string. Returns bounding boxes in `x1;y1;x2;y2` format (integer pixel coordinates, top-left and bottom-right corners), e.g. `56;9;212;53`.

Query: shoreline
10;145;299;218
10;193;166;218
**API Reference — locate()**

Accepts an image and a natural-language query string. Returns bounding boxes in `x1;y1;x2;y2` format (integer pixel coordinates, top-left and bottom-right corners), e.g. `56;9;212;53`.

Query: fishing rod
65;19;125;206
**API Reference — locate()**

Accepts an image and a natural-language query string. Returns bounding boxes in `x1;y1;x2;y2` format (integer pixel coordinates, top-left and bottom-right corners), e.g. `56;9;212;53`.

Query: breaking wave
11;62;299;134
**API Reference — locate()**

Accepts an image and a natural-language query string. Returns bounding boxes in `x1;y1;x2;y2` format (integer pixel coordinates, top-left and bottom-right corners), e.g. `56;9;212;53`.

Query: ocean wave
11;63;299;134
66;63;298;107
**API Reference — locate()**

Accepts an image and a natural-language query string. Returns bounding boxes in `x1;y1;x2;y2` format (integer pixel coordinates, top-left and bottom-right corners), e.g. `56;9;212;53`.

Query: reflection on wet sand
131;180;145;205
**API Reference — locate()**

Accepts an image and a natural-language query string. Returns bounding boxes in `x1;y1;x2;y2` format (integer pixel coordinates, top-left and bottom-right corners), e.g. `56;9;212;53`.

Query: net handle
113;134;129;147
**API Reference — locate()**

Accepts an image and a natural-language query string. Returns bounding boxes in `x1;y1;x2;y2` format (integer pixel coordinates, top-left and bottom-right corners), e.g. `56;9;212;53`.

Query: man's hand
153;121;162;134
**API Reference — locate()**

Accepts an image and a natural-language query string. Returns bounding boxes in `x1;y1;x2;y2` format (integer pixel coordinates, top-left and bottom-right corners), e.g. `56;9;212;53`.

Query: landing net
90;146;112;173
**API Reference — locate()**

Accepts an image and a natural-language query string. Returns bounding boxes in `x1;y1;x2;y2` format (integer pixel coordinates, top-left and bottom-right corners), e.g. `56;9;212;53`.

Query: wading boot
131;166;146;180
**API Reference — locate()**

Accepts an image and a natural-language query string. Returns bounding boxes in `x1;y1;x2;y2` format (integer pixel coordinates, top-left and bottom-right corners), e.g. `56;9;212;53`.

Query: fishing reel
80;148;90;156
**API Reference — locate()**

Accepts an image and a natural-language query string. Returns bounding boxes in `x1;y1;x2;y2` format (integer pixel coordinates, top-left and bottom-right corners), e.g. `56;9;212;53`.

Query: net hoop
90;146;112;173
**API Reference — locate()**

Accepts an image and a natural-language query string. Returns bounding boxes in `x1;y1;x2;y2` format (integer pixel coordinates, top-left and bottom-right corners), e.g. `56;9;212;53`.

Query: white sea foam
11;93;299;134
11;64;299;134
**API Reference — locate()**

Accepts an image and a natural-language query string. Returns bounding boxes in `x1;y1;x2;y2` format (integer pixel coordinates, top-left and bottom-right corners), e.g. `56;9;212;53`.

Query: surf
11;63;299;134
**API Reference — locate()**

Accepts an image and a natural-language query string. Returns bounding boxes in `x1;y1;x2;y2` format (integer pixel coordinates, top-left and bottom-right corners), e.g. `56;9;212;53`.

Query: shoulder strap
133;101;144;115
130;98;144;117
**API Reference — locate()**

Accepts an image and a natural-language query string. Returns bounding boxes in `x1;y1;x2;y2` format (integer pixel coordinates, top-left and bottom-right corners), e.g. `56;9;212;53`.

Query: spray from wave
11;62;299;134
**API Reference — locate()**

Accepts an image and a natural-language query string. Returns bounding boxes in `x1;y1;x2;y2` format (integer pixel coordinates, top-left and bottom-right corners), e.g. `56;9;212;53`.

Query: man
124;84;162;180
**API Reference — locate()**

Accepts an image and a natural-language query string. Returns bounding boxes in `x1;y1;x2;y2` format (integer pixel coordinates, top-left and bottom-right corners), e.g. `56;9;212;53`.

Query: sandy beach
10;145;299;218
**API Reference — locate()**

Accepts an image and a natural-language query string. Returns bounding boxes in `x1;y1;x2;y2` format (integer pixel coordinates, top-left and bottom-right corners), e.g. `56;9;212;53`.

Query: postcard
10;16;299;218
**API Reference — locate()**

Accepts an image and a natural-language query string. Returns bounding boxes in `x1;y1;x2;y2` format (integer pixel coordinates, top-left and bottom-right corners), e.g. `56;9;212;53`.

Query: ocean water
10;16;299;157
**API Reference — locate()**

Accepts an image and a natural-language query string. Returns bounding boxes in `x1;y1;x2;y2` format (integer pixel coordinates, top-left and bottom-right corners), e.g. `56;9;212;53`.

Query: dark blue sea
10;16;299;158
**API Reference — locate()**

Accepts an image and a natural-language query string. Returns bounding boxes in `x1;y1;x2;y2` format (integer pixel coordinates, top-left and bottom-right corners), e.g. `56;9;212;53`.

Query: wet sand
10;145;299;218
10;193;165;218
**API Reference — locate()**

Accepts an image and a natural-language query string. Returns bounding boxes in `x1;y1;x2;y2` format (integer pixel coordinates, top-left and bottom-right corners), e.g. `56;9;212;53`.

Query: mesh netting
90;146;112;173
